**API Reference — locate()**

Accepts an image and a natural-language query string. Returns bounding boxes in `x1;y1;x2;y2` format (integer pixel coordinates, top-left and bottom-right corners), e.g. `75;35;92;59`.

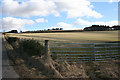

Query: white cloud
87;0;118;2
36;18;48;23
0;17;34;31
109;0;113;3
50;22;79;30
2;0;59;17
109;0;118;3
74;18;118;26
1;0;102;18
54;0;102;18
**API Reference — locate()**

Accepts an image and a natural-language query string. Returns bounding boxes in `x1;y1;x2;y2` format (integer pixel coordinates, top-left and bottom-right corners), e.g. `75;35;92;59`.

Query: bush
7;37;18;44
2;32;6;35
19;39;45;56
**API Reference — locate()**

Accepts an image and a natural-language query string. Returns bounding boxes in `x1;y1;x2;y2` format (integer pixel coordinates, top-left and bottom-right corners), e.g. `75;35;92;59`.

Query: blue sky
26;2;118;31
0;0;118;32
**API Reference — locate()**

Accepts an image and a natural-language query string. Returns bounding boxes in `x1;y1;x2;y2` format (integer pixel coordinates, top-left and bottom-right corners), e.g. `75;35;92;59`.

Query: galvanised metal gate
49;42;120;63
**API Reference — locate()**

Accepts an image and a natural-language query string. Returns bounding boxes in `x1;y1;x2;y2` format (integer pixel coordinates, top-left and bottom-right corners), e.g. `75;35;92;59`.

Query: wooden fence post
88;44;91;62
45;40;50;62
104;45;106;59
93;43;96;61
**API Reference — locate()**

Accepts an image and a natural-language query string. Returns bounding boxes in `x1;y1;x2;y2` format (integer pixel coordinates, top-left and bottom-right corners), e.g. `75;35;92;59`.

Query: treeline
84;25;120;31
22;29;83;33
47;28;63;30
4;25;120;34
6;30;18;33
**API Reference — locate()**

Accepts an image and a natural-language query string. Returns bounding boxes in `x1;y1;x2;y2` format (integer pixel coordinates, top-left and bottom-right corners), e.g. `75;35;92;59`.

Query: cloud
1;0;102;18
2;0;59;17
74;18;118;26
50;22;79;30
109;0;113;3
55;0;102;18
0;17;34;31
36;18;48;23
109;0;118;3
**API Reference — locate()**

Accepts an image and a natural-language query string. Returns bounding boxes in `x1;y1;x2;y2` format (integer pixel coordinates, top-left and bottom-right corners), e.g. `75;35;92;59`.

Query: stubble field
8;30;119;43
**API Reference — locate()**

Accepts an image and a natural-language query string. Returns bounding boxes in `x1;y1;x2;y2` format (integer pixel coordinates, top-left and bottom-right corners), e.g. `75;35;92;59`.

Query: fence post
89;44;91;62
93;43;96;61
45;40;50;62
104;45;106;59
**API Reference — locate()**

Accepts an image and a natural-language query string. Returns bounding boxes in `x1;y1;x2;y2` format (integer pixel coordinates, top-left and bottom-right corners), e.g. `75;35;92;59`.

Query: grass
4;36;61;78
8;30;119;43
4;34;120;79
7;31;120;62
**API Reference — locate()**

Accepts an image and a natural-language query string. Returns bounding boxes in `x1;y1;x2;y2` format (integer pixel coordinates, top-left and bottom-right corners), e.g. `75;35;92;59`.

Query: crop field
7;30;120;62
8;30;119;43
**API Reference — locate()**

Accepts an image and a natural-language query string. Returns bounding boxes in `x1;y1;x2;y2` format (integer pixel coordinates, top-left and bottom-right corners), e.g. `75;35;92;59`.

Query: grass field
7;30;119;62
8;30;119;43
5;31;120;78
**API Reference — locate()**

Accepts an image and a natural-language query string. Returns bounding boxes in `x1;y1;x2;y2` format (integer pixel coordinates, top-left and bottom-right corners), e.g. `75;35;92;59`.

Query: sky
0;0;119;32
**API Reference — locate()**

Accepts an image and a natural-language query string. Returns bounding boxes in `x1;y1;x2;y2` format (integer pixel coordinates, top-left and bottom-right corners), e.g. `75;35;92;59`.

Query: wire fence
49;42;120;63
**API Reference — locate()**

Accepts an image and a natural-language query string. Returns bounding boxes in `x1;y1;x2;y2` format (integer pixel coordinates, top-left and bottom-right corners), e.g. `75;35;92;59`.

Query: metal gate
49;42;120;63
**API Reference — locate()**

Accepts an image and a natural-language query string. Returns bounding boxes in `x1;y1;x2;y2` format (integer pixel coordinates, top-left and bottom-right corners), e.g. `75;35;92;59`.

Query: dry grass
8;30;119;43
3;35;120;79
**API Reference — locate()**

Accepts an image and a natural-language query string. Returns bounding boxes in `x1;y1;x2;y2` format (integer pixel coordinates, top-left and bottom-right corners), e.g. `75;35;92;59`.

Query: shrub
2;32;6;35
7;37;18;44
19;39;45;56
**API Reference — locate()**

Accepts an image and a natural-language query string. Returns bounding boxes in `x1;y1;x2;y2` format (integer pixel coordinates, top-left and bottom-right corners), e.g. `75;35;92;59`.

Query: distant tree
20;30;22;33
52;28;56;30
48;29;50;30
56;28;59;30
112;25;120;30
7;30;18;33
84;25;110;31
60;28;63;30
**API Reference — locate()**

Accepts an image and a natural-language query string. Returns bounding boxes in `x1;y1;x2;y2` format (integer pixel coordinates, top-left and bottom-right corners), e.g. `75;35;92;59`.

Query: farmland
7;30;120;62
8;30;119;43
4;31;120;79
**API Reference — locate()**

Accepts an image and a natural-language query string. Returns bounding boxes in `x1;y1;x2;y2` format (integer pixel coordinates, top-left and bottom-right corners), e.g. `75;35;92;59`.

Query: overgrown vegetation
7;37;45;56
7;37;18;44
4;35;120;79
19;39;45;56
